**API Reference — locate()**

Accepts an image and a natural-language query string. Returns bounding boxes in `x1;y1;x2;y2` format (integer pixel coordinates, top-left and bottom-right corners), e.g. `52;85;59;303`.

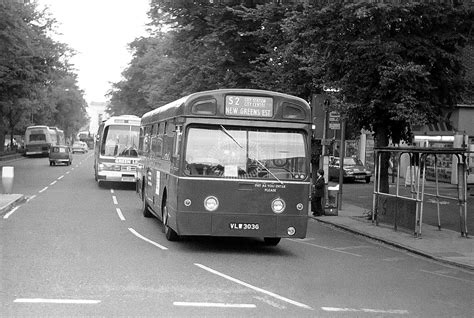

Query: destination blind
225;95;273;118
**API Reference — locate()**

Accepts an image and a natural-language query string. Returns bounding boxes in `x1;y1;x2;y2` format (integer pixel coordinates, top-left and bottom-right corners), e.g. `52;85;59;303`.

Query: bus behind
94;115;140;186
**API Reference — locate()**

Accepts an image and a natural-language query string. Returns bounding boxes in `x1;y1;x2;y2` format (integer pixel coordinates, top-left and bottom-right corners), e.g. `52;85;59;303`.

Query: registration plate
121;177;135;182
229;223;260;230
355;175;365;179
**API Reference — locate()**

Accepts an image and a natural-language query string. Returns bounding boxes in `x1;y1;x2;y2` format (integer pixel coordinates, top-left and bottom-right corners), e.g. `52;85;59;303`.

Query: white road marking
39;187;48;193
335;245;371;251
194;263;312;310
112;196;118;205
66;171;70;174
322;307;408;314
116;208;125;221
254;296;286;309
110;189;114;194
420;270;474;284
58;175;64;180
3;206;19;219
50;180;57;185
14;298;100;304
173;302;256;308
288;239;362;257
27;195;36;202
128;228;168;250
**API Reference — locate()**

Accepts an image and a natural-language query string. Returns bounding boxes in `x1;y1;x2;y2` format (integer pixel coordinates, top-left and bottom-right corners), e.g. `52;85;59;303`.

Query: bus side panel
164;173;180;233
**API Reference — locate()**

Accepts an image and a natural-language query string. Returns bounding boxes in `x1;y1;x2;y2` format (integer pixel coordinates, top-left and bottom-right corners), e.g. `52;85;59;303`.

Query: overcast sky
37;0;150;104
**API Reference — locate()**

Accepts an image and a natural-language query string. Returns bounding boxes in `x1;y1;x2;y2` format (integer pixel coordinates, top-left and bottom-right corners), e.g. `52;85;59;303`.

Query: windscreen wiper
219;125;243;149
252;158;284;185
219;125;283;184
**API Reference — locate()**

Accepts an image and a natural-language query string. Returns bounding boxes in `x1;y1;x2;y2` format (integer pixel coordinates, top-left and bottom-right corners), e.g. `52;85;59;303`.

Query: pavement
0;153;472;271
312;203;473;271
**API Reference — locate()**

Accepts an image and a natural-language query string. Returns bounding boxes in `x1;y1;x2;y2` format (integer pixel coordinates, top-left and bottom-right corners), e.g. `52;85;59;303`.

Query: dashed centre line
38;187;48;193
128;228;168;250
116;208;125;221
112;196;118;205
173;302;256;308
14;298;100;304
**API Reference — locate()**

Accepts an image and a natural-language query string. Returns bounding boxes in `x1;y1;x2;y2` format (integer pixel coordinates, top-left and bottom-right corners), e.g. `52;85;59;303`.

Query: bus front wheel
264;237;281;246
162;203;179;241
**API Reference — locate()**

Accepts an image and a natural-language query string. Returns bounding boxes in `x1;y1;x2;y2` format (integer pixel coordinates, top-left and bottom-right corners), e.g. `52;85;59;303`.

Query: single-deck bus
136;89;312;245
25;126;65;156
94;115;140;186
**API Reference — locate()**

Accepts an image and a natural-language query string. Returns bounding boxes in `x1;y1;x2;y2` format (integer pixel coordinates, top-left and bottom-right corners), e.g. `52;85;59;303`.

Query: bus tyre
264;237;281;246
163;203;179;241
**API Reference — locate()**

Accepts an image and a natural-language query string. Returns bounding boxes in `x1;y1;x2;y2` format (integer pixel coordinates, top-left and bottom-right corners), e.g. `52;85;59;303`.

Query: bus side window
143;126;151;156
138;127;145;155
151;123;163;158
162;121;175;161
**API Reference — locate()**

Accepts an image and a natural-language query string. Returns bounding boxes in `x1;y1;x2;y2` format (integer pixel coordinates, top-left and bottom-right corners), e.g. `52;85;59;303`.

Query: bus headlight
271;198;286;214
204;196;219;211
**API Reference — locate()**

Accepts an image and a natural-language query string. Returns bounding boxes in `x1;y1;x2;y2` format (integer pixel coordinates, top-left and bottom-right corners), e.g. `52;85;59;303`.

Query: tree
250;2;473;192
0;1;87;150
107;1;472;194
108;0;267;115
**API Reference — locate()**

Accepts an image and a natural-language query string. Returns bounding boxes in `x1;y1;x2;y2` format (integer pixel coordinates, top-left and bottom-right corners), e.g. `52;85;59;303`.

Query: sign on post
329;111;340;130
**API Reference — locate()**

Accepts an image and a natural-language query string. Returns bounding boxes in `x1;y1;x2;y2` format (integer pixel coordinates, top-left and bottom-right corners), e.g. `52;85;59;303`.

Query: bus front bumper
176;212;308;239
97;171;137;183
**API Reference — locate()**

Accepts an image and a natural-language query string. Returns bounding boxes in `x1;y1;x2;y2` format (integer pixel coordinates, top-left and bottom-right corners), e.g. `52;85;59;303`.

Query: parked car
49;145;72;166
328;156;372;183
72;141;88;153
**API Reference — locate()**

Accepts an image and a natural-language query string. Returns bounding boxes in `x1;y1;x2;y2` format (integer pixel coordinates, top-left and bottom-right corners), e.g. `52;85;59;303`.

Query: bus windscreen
29;131;46;142
185;126;307;180
101;125;139;157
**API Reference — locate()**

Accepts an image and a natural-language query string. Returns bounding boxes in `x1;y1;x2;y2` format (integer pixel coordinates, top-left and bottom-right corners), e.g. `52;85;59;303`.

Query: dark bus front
179;123;309;238
138;89;312;244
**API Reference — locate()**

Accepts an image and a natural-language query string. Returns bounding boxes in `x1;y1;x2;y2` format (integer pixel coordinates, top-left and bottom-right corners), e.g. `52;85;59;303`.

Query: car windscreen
184;126;307;180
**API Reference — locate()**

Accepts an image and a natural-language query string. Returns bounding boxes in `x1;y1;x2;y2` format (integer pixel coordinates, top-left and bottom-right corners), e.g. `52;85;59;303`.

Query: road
1;154;473;317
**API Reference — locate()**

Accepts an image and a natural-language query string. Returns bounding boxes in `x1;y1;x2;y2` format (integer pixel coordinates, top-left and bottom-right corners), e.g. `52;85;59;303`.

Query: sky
37;0;150;104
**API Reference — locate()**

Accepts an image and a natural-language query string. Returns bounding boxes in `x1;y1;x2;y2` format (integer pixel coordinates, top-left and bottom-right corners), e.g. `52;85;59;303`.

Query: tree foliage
278;3;472;147
108;0;268;116
0;2;88;150
107;1;472;190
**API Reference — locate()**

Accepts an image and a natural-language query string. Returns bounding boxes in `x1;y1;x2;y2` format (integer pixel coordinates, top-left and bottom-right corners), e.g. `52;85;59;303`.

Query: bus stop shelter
372;147;470;238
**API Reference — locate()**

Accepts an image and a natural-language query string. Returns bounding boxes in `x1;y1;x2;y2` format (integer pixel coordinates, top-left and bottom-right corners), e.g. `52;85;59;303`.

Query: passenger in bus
312;169;325;216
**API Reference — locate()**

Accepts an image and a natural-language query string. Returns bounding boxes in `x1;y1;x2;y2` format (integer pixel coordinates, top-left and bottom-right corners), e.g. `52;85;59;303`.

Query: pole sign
329;111;340;130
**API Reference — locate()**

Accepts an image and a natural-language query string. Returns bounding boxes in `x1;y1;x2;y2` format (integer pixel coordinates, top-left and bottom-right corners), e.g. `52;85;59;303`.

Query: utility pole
338;118;346;212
